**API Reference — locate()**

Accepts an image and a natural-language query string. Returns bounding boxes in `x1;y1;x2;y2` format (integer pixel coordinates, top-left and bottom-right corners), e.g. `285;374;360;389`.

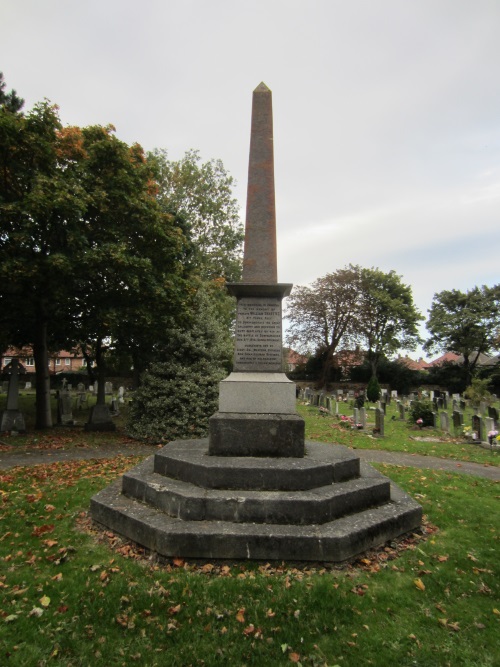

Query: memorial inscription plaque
233;298;283;372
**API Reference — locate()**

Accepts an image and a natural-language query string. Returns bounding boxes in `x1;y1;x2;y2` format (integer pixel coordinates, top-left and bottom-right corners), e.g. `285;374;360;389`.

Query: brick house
1;347;87;374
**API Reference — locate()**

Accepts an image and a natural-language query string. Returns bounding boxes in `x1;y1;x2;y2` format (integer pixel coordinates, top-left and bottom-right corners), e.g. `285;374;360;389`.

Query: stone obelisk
208;83;305;457
90;83;422;563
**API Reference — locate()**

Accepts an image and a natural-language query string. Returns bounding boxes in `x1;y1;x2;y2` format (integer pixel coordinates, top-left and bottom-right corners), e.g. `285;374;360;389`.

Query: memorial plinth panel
234;298;282;372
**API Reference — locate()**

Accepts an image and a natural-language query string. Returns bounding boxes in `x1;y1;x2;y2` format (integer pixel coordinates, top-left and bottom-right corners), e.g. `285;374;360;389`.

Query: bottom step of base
91;468;421;563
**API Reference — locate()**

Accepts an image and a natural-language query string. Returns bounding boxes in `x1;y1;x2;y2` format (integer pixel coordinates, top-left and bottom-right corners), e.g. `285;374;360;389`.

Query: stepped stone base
90;439;422;563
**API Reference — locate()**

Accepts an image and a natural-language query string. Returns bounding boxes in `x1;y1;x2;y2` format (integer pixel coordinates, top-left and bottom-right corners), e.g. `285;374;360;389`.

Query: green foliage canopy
425;285;500;385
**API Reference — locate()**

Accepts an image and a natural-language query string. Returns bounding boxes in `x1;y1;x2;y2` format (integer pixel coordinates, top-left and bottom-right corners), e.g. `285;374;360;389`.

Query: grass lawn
0;457;498;666
298;403;500;467
0;392;498;665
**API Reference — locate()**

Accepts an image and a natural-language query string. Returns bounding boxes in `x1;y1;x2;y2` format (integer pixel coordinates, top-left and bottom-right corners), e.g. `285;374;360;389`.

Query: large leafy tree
0;100;89;428
286;266;422;383
285;265;362;385
0;95;192;425
66;125;193;403
357;267;423;379
425;285;500;385
150;149;243;284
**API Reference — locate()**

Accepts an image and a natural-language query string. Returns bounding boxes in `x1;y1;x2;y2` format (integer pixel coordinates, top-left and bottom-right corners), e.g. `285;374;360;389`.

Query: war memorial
91;84;422;562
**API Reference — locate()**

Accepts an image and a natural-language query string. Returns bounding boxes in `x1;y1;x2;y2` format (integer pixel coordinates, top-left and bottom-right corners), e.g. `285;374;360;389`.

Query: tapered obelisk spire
242;82;277;283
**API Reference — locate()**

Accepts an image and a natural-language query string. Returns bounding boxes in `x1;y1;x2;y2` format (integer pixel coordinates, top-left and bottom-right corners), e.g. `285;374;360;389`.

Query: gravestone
472;414;483;442
85;404;116;432
391;390;398;398
57;389;74;426
91;82;421;563
484;416;494;437
0;359;26;432
118;386;125;403
479;401;487;416
452;410;464;432
488;406;498;420
432;411;438;428
75;392;88;411
353;407;359;425
439;411;450;433
488;406;499;428
77;382;85;393
398;402;406;420
25;381;31;390
359;407;367;429
105;382;113;395
374;407;385;436
110;398;119;416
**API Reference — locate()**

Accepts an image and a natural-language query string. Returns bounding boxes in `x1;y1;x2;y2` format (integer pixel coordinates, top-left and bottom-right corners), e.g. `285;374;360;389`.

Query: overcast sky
2;0;499;357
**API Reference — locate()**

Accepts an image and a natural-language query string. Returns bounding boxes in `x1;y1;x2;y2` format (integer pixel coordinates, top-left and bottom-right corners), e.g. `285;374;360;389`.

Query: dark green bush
408;399;434;427
366;376;381;402
127;289;232;443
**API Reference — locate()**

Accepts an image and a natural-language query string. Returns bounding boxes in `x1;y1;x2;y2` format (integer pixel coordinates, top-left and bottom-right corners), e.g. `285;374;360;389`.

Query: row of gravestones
300;388;499;445
0;360;127;433
300;388;387;436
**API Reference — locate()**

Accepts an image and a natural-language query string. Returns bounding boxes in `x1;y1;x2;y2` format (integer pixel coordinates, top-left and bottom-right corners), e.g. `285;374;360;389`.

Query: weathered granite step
90;476;422;562
153;440;359;490
122;457;391;525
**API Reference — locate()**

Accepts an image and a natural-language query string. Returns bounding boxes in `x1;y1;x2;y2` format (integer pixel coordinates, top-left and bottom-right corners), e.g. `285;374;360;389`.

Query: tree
357;268;423;379
66;126;193;403
127;285;233;443
463;378;493;407
287;266;422;385
425;286;500;386
285;266;362;386
0;72;24;112
366;375;381;403
0;101;192;425
150;149;243;284
0;101;89;428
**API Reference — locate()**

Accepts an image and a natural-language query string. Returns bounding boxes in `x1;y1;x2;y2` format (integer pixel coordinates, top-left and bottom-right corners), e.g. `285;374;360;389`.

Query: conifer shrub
127;289;232;443
366;375;381;403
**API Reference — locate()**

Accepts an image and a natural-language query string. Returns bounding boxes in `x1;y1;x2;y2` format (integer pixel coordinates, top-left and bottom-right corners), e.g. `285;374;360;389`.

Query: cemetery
0;81;499;665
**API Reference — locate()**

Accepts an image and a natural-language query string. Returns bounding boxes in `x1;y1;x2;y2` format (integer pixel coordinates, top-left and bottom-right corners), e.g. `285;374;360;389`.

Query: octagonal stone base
90;439;422;563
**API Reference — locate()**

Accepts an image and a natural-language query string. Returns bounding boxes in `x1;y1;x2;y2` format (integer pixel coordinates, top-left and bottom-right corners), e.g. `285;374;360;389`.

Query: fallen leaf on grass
414;578;426;591
40;595;50;607
289;652;301;663
32;524;54;537
28;607;44;618
236;608;246;623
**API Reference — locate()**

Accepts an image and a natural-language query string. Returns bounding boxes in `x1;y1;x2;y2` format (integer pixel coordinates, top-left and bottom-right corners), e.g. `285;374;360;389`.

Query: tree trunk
95;341;106;405
33;316;53;429
131;349;142;389
80;345;96;384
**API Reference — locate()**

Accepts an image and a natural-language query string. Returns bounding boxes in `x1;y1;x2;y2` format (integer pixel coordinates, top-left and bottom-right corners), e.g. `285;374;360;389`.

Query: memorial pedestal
90;82;421;563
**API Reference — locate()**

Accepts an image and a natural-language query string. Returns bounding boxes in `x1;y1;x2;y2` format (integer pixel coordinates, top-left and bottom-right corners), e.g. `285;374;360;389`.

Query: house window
25;358;35;366
55;359;61;366
4;357;11;366
65;358;71;366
